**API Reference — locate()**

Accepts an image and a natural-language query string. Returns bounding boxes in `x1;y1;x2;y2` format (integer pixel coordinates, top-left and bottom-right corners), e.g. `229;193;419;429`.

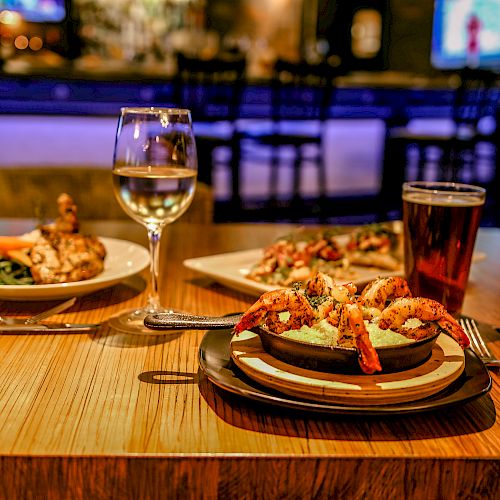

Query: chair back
451;69;497;140
174;52;246;123
379;70;499;221
268;59;338;121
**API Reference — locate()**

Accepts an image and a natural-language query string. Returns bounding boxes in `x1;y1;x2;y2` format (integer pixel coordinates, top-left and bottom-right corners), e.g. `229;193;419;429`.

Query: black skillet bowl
255;325;441;374
144;311;441;374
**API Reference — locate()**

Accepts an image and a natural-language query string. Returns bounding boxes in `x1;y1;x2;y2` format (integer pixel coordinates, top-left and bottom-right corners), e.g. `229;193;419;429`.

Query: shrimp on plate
377;297;470;348
246;231;346;286
233;288;316;335
234;273;469;375
234;272;382;374
359;276;412;310
40;192;79;234
337;303;382;374
305;271;357;303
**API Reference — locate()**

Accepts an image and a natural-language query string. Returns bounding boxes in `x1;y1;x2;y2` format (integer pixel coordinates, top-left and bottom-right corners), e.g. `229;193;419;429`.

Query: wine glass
110;107;197;334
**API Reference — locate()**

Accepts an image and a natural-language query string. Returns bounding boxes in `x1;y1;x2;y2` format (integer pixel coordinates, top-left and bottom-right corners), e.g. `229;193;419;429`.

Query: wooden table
0;219;498;499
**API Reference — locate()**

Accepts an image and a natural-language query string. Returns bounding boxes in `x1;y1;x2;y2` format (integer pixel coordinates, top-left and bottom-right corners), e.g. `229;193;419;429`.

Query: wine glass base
108;306;184;335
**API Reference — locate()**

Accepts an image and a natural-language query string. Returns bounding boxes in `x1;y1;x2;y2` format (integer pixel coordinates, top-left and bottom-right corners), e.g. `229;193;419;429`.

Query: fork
460;317;500;368
0;297;77;326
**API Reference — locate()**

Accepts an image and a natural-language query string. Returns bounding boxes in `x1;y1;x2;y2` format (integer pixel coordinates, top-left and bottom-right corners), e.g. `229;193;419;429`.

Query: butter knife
0;323;101;334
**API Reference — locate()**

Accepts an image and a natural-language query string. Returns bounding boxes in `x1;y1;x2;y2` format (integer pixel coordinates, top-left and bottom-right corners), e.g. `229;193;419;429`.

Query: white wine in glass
111;107;197;334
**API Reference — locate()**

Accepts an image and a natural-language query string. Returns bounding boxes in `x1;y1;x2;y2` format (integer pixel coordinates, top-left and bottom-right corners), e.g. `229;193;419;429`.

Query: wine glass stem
146;224;163;311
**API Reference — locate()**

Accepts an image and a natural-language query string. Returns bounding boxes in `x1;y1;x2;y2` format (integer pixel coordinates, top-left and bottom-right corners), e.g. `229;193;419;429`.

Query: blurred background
0;0;498;225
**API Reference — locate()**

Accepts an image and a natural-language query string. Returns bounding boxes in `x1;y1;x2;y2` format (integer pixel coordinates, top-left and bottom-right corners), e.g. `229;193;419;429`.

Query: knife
0;323;101;334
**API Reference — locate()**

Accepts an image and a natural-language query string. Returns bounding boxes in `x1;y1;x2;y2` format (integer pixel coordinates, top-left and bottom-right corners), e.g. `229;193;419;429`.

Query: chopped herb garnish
306;294;329;309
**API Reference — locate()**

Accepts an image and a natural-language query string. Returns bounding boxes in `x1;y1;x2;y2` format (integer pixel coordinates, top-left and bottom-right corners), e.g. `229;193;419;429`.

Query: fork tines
460;318;493;359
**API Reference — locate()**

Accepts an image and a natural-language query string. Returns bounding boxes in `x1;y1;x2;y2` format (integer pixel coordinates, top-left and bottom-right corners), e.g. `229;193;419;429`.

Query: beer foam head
403;191;484;207
402;182;486;207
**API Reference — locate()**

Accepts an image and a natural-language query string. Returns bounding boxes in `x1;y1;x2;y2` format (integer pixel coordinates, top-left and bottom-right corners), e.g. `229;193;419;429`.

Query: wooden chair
173;52;246;189
0;167;213;224
379;70;499;220
235;59;338;218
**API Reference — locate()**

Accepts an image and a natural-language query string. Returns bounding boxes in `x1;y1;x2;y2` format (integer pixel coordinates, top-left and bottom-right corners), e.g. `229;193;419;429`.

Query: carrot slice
0;236;33;253
6;249;32;267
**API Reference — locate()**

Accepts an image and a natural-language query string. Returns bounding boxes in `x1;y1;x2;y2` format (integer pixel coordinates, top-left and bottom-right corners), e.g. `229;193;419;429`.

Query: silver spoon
0;297;77;325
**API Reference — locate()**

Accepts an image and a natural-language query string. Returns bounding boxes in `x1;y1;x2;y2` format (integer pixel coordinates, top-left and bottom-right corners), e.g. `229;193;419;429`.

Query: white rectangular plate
184;248;402;297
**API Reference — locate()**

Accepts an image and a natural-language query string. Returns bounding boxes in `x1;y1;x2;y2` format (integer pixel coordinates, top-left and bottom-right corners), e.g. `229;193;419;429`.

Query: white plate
184;248;487;297
184;248;402;297
0;237;149;301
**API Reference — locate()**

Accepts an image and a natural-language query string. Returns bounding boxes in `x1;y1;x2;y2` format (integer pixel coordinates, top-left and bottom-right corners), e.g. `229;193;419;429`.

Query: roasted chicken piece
29;193;106;284
41;192;80;234
30;231;106;284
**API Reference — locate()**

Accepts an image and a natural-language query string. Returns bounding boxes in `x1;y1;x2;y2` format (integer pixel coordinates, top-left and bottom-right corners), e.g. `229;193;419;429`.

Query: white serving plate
184;248;402;297
0;237;149;301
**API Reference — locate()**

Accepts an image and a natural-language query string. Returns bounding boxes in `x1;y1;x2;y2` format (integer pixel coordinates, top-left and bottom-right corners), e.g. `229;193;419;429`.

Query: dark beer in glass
403;182;485;314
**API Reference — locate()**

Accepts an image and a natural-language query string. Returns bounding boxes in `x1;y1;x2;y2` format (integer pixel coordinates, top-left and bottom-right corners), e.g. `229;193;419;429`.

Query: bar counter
0;64;475;118
0;219;498;498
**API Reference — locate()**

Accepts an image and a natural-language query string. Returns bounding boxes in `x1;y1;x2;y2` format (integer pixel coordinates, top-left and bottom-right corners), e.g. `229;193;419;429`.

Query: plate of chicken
0;194;149;300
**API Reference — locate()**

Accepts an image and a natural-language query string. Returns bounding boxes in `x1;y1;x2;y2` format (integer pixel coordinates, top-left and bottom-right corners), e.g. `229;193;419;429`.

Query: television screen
0;0;66;23
431;0;500;71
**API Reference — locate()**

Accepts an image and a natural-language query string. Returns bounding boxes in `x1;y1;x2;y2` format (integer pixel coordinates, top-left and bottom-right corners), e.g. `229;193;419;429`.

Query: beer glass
402;181;486;315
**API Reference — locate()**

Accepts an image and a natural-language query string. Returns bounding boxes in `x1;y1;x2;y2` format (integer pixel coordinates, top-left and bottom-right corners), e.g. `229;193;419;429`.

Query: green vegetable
0;259;34;285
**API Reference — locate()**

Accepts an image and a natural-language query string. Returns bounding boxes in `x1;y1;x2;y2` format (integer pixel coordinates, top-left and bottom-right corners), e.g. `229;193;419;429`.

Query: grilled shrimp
233;288;315;334
304;271;359;327
304;271;383;373
378;297;470;348
338;303;381;374
305;271;357;303
360;306;382;322
327;303;381;329
435;311;471;348
359;276;412;310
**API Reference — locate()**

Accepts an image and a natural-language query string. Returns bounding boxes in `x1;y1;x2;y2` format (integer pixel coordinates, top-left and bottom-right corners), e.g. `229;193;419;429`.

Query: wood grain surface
0;219;498;499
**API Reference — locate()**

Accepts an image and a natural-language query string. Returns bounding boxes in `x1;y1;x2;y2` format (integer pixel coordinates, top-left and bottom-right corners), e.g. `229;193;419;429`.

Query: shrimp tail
437;312;470;348
233;309;266;334
342;303;382;374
